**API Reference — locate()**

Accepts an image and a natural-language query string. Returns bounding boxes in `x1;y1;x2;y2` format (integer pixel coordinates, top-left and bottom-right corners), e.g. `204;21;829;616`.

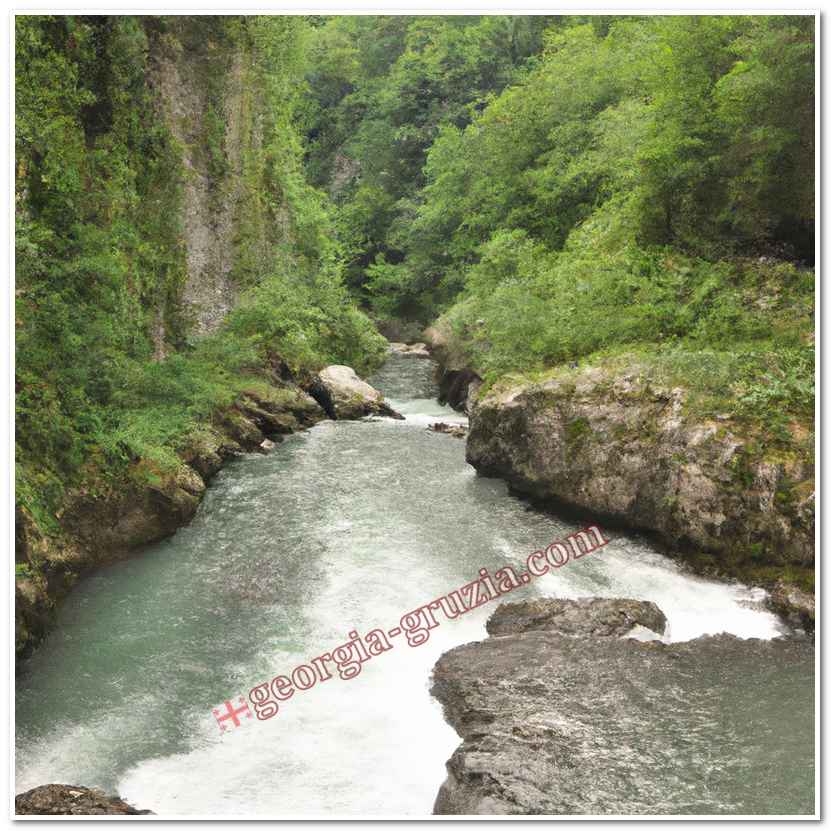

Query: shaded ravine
15;353;811;815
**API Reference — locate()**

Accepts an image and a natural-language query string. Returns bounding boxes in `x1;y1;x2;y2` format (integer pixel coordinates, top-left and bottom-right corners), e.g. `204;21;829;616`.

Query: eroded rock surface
15;784;152;815
768;580;815;632
389;341;431;358
431;598;814;815
428;421;468;439
466;366;814;577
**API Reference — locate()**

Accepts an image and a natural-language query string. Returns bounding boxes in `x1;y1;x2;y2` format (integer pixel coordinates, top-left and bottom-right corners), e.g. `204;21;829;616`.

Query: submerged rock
15;784;152;815
431;597;814;815
428;421;468;439
315;365;403;420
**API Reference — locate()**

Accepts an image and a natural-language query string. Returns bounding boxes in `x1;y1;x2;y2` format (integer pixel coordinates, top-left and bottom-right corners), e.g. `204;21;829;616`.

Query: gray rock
389;341;431;358
431;599;815;815
486;597;667;638
316;365;403;420
768;580;815;632
15;785;152;815
429;422;468;439
466;367;814;573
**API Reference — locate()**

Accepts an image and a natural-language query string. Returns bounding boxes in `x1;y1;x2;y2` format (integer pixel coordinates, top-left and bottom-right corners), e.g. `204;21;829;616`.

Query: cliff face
149;17;285;339
465;364;814;595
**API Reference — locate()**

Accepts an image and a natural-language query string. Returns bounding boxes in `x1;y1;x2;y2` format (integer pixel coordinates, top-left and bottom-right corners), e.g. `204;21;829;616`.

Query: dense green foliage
304;15;814;426
301;15;556;308
16;15;384;530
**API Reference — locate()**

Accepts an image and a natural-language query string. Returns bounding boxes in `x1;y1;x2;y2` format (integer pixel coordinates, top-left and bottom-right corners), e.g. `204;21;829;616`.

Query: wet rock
220;410;265;450
429;422;468;439
285;391;327;426
768;580;815;632
259;437;280;452
389;341;431;358
423;322;482;414
316;365;403;420
437;367;481;414
431;598;815;815
486;597;667;638
15;784;152;815
239;398;298;435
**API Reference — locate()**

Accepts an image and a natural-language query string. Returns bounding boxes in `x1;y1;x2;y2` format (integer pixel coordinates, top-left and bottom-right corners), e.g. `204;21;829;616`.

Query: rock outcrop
423;324;482;414
431;597;814;815
768;581;815;632
15;785;151;815
466;365;814;581
314;365;403;420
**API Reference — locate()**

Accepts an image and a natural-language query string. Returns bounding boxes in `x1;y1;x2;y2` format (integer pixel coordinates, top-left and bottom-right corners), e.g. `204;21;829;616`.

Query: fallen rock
315;365;403;420
486;597;667;638
431;598;815;815
15;784;152;815
428;422;468;439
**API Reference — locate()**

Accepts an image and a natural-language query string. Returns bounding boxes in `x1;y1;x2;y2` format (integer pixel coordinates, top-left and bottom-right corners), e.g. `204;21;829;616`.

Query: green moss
565;416;591;445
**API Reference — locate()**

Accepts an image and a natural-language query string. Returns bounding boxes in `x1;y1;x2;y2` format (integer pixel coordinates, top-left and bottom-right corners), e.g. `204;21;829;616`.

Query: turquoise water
15;353;814;816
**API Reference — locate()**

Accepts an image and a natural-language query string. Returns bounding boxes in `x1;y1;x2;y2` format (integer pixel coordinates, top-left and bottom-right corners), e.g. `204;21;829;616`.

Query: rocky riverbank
431;597;814;815
15;363;397;663
422;326;814;629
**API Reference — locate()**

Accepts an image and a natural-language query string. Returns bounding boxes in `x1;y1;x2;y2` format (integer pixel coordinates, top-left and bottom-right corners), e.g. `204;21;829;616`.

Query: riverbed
15;352;814;815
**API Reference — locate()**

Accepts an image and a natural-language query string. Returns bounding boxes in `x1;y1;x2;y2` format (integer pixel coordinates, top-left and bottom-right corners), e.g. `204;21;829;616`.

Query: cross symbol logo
212;696;253;734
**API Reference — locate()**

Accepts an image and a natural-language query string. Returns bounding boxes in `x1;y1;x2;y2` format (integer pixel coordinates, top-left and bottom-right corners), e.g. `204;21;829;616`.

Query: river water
15;353;814;816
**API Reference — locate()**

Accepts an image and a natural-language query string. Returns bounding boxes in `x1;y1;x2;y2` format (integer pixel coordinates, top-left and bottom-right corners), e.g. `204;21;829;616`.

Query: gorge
15;14;815;817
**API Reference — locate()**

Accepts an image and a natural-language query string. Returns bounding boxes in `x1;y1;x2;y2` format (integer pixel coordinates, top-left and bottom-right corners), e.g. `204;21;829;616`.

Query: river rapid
15;352;814;816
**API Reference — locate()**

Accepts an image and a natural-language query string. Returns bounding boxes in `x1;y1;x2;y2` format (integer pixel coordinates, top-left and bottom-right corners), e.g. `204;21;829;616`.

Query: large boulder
431;597;814;815
15;785;152;815
313;365;402;420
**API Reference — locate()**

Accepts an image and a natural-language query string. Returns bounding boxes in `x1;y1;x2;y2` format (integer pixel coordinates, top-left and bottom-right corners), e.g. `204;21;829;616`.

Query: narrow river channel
15;352;813;815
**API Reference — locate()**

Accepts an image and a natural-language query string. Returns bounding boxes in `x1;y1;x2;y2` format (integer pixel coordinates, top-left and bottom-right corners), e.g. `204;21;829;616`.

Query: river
15;352;814;816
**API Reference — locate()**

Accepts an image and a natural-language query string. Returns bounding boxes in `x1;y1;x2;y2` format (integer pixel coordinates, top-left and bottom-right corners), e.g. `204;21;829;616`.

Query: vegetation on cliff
14;15;816;647
16;15;385;543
